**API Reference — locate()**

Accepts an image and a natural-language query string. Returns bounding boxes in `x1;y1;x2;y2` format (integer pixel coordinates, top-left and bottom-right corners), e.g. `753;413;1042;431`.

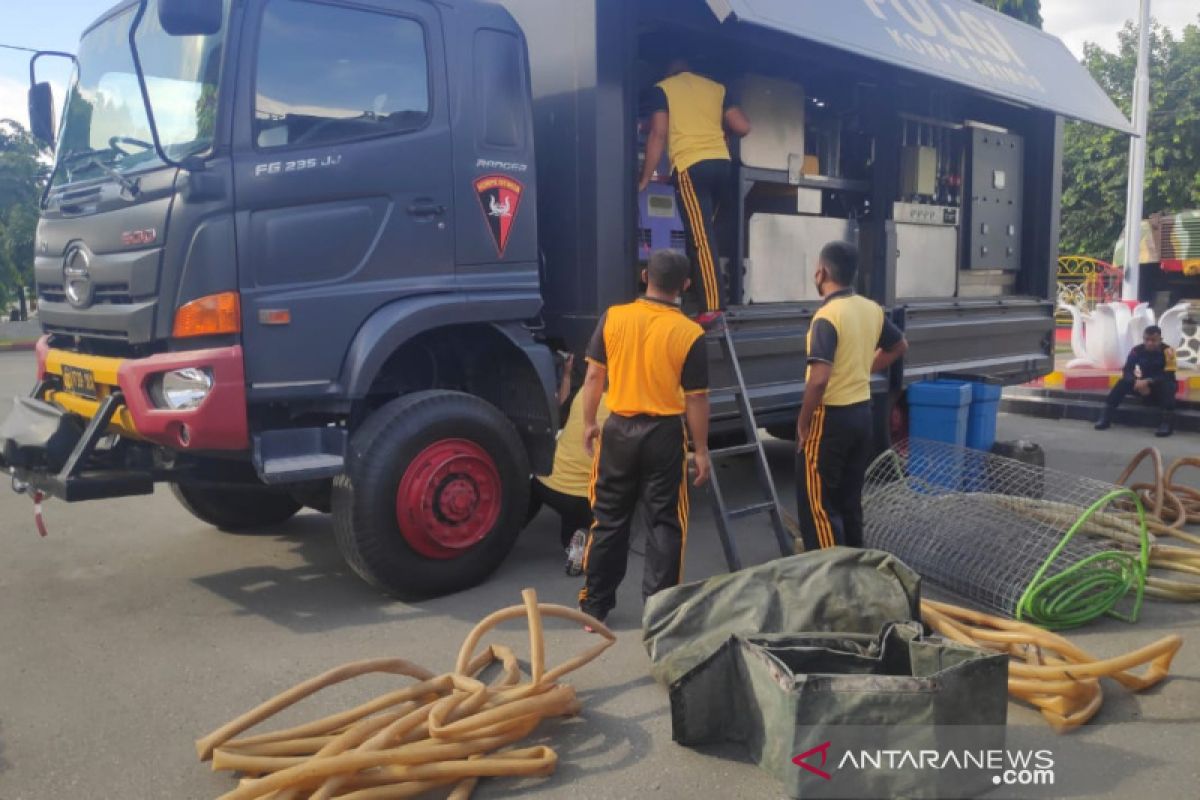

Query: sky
1;0;1199;131
1042;0;1198;56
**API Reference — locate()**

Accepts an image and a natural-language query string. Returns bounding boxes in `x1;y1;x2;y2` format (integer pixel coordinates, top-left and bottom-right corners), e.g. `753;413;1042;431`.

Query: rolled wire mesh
863;439;1149;630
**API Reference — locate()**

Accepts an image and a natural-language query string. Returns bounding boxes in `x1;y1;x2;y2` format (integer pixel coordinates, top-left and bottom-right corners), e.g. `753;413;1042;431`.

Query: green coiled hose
1014;489;1149;629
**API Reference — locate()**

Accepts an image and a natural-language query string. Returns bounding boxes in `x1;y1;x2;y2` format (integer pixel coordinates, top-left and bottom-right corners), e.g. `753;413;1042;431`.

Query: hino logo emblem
63;245;94;309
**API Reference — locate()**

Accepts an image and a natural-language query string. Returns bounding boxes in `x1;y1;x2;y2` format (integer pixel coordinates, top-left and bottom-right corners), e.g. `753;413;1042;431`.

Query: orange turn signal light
173;292;241;338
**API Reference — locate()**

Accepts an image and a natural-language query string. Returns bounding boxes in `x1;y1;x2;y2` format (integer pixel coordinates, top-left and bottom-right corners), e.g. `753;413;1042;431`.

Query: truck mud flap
1;394;155;502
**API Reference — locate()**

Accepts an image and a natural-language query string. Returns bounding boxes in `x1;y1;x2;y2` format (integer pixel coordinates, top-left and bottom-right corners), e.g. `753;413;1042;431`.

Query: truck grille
39;282;142;306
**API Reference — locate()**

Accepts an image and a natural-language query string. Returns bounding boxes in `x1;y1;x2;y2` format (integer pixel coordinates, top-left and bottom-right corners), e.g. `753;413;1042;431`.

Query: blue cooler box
908;381;972;445
966;382;1002;451
907;381;972;492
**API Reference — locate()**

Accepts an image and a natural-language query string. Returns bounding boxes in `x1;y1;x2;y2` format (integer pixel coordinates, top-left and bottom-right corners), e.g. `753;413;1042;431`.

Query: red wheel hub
396;439;502;559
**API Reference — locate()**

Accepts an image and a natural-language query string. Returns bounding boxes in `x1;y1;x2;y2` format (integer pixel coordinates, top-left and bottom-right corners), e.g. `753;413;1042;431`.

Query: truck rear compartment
502;0;1059;425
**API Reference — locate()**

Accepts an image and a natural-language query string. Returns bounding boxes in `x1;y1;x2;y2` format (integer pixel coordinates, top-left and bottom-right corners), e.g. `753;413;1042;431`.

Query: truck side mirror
158;0;222;36
28;82;56;146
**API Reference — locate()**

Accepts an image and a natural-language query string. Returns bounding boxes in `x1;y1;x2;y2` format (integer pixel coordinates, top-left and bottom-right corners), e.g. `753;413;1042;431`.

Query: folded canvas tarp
643;548;923;684
643;549;1009;799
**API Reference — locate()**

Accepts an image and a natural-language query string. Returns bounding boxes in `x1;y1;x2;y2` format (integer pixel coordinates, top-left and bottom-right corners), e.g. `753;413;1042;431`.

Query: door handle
408;201;446;217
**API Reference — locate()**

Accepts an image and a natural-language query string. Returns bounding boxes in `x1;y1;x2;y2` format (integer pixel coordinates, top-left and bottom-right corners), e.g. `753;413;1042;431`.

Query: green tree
975;0;1042;28
0;120;49;316
1060;16;1200;259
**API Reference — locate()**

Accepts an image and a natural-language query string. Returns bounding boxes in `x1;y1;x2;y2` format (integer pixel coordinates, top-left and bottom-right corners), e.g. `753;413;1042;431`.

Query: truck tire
171;483;303;531
333;391;531;598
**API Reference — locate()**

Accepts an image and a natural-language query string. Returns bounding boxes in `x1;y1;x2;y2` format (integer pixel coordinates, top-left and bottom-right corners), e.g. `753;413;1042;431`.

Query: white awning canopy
705;0;1133;133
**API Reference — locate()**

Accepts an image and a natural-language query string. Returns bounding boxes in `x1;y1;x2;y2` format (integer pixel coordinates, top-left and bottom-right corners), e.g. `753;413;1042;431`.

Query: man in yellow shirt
533;383;611;576
638;58;751;313
578;251;711;624
796;242;907;552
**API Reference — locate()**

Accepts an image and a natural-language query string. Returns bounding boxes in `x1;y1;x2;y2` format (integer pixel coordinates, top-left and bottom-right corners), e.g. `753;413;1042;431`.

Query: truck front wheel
332;391;530;598
171;483;303;531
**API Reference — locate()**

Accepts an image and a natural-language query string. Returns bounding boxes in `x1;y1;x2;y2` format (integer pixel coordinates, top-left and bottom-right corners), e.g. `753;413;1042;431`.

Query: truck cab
2;0;1131;599
4;0;559;598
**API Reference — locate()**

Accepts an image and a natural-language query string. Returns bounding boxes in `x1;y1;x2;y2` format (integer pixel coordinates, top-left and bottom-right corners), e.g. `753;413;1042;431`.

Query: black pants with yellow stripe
675;159;730;312
580;414;688;618
796;402;873;552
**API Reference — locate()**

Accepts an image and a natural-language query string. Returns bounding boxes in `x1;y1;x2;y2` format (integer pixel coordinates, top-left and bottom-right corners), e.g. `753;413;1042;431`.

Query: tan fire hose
1110;449;1200;601
921;599;1181;733
1115;449;1200;530
195;589;614;799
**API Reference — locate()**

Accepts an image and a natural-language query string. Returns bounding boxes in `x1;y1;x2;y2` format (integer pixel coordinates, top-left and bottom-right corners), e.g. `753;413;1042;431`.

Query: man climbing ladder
639;57;751;313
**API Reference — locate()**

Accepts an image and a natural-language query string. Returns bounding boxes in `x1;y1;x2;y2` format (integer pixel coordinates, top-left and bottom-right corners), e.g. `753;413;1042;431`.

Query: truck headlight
153;368;214;410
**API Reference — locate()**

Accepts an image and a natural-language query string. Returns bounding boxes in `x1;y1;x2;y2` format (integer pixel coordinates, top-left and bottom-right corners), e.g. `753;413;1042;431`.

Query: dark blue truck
1;0;1128;597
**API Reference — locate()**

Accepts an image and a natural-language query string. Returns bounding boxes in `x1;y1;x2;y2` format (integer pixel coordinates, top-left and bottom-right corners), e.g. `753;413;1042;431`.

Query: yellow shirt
655;72;731;173
806;289;901;407
586;297;708;417
538;393;611;498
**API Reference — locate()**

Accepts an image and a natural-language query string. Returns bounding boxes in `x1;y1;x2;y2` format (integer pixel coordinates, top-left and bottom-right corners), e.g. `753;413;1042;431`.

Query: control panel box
896;224;958;298
893;202;959;227
965;128;1024;272
638;182;685;263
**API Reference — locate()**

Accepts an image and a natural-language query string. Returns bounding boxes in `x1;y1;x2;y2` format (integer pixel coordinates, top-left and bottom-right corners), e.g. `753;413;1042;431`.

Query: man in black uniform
796;242;907;551
578;251;711;624
1095;325;1177;438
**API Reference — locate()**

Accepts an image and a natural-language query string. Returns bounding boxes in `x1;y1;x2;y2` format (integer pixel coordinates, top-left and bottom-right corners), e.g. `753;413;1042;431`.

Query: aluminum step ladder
705;318;794;571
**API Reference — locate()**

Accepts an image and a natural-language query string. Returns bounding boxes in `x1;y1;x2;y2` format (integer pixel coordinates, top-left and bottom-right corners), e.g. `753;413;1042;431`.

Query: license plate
61;365;98;399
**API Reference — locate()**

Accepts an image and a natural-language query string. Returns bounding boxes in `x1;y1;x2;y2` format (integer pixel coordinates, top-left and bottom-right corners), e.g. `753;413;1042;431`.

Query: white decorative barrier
1058;300;1193;370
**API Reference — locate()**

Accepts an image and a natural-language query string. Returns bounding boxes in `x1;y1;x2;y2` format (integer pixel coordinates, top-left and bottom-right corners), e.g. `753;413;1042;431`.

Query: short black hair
819;241;858;287
647;250;691;293
1145;325;1163;337
665;56;691;77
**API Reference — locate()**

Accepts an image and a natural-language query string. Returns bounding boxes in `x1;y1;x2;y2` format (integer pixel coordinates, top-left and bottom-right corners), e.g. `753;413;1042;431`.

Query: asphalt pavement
1;349;1198;799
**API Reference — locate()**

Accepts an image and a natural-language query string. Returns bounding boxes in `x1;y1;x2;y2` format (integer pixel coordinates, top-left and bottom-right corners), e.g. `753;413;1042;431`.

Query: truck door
232;0;453;394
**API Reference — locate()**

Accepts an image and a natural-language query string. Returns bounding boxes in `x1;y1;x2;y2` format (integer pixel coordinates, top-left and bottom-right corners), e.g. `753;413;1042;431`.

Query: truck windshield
52;0;226;188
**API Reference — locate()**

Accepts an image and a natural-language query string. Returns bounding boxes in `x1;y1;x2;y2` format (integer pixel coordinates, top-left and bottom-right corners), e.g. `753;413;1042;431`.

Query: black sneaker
1094;410;1113;431
1155;420;1174;438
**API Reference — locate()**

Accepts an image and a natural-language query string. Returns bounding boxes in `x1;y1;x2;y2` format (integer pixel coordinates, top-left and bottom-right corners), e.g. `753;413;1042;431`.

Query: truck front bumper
37;338;249;451
0;338;249;501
